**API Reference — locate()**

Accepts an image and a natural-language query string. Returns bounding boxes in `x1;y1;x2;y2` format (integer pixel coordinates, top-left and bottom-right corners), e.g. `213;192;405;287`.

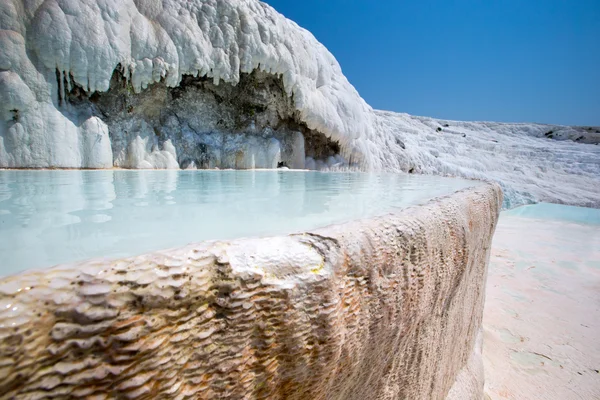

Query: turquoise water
0;170;480;275
503;203;600;225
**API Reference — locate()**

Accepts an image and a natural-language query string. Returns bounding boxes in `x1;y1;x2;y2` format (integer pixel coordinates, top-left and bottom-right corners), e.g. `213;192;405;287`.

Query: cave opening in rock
58;67;344;170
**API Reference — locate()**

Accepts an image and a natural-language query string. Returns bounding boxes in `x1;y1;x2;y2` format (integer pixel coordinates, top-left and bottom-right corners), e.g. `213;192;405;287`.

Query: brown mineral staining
0;185;501;400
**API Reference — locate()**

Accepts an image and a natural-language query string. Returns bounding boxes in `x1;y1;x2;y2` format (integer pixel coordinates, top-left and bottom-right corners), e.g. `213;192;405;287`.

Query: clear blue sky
263;0;600;126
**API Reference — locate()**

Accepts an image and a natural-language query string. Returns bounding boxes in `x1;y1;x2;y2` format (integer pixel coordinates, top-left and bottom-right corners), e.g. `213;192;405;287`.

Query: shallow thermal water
483;203;600;400
0;170;480;276
503;202;600;225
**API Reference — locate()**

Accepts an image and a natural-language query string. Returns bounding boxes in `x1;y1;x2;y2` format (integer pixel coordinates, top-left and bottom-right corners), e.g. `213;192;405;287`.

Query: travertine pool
0;170;481;275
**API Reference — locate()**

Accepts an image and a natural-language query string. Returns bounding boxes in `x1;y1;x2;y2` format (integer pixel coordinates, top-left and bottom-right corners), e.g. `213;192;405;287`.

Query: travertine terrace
0;184;501;399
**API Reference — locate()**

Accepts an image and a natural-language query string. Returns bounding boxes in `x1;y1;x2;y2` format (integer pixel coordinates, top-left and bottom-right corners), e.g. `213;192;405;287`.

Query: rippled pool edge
0;184;502;400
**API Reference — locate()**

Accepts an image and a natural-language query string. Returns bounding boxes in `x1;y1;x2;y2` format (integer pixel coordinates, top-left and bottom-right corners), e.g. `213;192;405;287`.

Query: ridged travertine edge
0;183;502;399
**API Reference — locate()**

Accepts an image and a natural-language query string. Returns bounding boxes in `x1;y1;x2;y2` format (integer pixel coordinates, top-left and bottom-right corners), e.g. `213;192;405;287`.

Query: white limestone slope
0;0;386;169
376;112;600;208
1;0;599;207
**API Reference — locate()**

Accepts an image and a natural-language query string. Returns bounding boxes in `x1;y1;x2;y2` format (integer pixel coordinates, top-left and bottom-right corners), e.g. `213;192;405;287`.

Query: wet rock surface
0;184;501;399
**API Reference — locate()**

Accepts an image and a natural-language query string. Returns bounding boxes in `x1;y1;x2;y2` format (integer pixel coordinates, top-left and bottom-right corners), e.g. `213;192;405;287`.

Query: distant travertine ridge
0;184;502;400
1;0;598;207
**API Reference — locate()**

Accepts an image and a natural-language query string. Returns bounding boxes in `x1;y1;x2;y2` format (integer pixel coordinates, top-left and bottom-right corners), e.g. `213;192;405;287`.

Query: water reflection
0;170;478;275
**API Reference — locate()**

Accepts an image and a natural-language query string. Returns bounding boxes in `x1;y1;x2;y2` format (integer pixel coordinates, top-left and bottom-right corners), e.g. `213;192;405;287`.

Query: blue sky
263;0;600;126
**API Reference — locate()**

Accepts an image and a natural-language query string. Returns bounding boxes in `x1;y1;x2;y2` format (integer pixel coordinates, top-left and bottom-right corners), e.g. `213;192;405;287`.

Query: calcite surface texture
0;184;501;399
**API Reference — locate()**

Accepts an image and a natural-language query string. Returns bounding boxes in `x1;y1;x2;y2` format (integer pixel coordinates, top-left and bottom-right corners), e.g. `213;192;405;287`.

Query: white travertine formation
0;0;584;398
0;0;600;207
376;112;600;208
0;184;502;399
0;0;380;169
1;0;598;207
